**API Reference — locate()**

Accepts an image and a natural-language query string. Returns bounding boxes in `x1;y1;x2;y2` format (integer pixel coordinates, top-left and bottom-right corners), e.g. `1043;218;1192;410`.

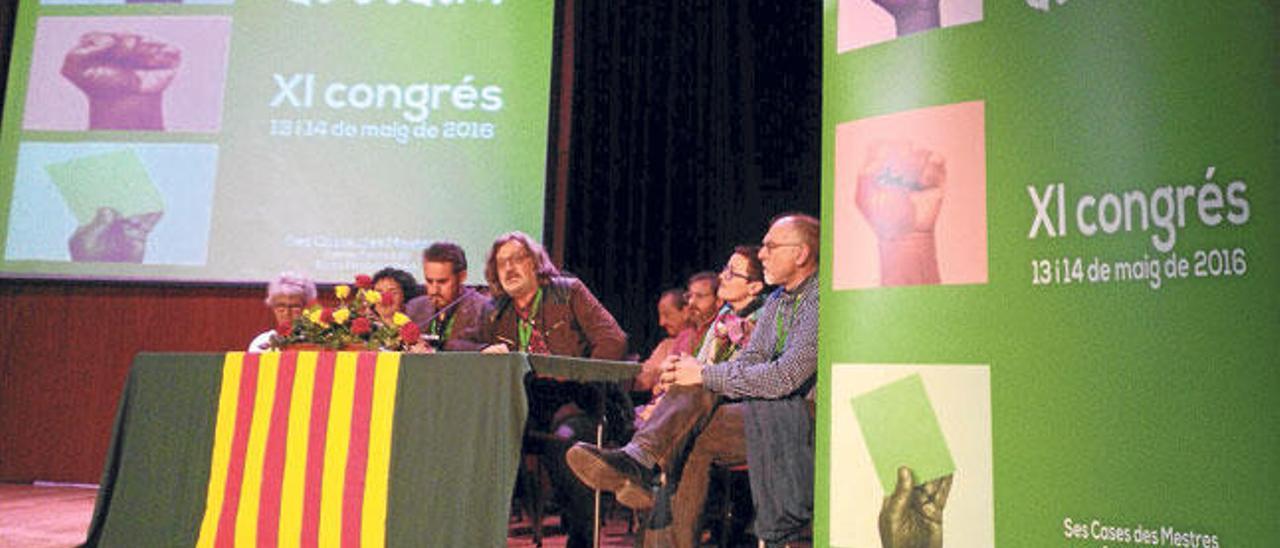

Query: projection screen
0;0;554;283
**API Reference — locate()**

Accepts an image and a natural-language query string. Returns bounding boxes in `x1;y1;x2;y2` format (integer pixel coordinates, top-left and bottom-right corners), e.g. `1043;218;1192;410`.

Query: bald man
568;214;821;547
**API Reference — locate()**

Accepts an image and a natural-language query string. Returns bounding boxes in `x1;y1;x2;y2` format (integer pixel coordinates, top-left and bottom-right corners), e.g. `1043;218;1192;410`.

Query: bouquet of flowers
269;274;421;351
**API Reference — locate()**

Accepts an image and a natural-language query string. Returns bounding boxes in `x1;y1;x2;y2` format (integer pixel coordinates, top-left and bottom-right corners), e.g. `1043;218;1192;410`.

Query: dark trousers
532;429;597;548
526;379;603;548
631;385;748;548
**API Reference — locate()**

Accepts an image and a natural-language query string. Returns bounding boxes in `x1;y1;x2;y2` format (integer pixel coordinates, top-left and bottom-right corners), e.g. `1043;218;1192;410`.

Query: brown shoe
566;442;656;510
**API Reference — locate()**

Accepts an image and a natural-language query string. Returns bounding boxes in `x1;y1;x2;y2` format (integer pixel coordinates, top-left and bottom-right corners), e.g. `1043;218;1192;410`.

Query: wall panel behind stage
0;283;265;482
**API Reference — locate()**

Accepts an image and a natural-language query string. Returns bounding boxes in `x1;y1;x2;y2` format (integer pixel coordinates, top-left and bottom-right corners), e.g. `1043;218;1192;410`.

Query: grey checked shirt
702;274;818;399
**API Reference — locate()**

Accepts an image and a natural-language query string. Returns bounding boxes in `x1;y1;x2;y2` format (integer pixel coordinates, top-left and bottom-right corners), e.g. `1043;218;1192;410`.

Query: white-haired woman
248;272;317;352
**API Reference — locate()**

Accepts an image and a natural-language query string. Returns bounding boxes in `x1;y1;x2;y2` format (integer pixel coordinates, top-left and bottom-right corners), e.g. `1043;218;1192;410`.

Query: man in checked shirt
568;213;820;547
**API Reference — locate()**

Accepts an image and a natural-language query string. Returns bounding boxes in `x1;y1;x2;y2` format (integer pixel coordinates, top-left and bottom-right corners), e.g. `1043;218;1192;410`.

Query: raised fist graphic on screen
61;32;181;131
879;466;952;548
855;141;945;285
68;207;163;264
871;0;942;36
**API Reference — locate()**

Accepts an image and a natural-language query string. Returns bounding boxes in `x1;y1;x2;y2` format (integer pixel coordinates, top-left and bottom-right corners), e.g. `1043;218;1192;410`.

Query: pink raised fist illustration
855;141;945;285
69;207;163;264
856;141;945;239
61;32;181;130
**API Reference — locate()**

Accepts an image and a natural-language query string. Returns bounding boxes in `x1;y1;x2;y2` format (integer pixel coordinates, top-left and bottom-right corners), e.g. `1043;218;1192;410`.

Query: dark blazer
485;276;627;360
405;286;493;351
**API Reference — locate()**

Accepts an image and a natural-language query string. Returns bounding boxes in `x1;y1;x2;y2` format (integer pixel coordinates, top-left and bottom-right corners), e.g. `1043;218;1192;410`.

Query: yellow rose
307;309;323;324
332;308;351;325
335;284;351;300
365;290;382;304
393;312;411;327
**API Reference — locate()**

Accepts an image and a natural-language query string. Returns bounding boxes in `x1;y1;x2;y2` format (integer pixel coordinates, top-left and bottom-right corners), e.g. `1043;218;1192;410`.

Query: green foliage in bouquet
269;274;421;351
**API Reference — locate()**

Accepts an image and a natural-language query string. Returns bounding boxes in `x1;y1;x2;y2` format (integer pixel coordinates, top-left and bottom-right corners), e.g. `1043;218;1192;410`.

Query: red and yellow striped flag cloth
195;351;401;548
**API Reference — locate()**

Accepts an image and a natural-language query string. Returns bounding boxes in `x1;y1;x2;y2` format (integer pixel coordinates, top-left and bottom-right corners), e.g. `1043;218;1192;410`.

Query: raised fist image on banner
870;0;942;36
837;0;983;53
60;32;181;131
855;140;945;285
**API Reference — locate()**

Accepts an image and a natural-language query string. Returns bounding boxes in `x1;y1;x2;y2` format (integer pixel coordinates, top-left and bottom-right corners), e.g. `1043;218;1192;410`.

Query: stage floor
0;482;642;547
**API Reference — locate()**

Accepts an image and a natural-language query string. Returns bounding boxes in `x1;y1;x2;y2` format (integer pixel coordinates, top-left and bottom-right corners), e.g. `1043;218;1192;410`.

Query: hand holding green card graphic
67;207;162;263
879;465;951;548
45;150;165;263
852;374;955;547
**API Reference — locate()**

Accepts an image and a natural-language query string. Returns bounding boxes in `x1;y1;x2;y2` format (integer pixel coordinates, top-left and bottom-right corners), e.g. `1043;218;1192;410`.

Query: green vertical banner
818;1;1278;546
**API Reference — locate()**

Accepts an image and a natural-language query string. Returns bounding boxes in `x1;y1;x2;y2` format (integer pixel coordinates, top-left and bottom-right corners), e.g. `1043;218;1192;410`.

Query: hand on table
404;340;434;354
482;343;510;354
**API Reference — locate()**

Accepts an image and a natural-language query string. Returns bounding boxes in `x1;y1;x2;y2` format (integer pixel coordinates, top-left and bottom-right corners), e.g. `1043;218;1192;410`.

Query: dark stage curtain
557;1;821;354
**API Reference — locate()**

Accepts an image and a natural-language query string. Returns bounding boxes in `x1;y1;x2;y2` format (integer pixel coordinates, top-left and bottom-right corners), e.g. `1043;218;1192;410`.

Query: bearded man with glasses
480;231;630;548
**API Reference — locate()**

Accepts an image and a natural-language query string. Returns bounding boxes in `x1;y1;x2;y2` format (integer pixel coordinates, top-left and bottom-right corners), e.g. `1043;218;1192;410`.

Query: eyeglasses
719;267;752;281
271;303;304;312
496;252;531;269
683;290;713;301
761;241;802;253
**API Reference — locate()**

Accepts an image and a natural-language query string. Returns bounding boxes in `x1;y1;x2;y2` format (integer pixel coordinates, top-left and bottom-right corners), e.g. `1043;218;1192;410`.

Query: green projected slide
0;0;553;282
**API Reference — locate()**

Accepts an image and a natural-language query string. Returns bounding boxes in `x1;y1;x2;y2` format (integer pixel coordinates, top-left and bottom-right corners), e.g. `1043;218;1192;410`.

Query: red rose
351;317;371;336
400;322;421;344
354;274;373;289
320;307;334;324
275;322;291;337
381;291;395;306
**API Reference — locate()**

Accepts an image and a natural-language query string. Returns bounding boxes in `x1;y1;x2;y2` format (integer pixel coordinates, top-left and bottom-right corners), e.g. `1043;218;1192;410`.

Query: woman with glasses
696;245;768;364
640;245;769;547
638;246;767;409
248;271;316;352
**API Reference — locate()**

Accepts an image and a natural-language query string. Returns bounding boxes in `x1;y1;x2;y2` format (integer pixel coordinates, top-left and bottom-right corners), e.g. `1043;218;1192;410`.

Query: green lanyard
428;310;456;343
774;289;804;357
516;288;544;352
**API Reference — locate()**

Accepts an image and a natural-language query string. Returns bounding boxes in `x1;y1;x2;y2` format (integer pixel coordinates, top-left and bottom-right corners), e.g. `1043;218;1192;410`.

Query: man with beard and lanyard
682;271;723;359
568;214;820;547
405;241;492;351
480;231;630;548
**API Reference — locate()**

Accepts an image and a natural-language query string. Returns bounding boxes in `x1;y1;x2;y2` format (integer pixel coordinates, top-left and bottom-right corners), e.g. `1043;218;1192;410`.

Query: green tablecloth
84;352;638;547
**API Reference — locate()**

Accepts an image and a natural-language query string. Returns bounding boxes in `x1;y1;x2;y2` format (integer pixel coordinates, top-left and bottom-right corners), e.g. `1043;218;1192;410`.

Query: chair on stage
515;377;637;547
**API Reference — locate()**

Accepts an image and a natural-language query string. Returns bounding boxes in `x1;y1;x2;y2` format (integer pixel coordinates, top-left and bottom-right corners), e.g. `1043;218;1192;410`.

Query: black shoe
565;442;656;510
